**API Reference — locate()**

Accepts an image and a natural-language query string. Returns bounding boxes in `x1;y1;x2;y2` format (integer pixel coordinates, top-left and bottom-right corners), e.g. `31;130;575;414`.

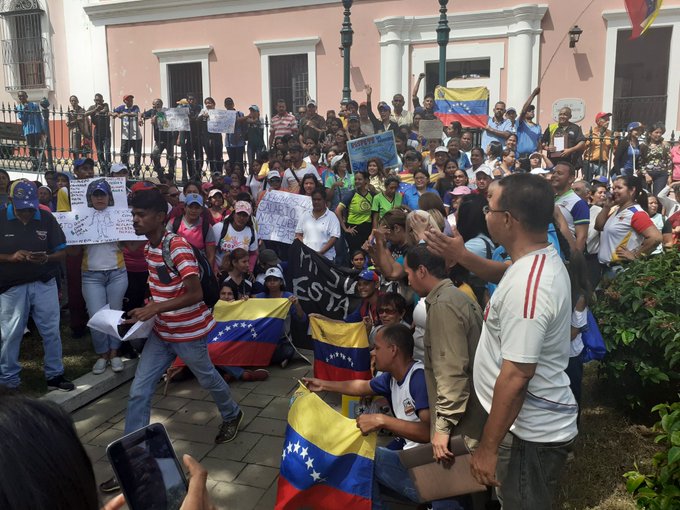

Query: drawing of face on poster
86;178;115;210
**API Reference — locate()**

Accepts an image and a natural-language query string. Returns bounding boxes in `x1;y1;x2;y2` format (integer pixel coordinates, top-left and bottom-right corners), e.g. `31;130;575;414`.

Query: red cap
595;112;612;122
130;181;156;193
123;94;134;101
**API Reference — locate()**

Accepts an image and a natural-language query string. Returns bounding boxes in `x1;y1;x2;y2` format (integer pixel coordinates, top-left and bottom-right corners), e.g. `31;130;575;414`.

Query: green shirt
341;189;374;225
371;191;403;219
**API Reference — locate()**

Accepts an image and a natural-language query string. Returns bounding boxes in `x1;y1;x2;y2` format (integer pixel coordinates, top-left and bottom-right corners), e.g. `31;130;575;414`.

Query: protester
213;201;258;271
553;161;590;252
295;188;341;261
167;192;217;270
641;122;672;196
402;169;437;210
583;112;614;179
335;170;374;258
112;95;142;175
612;122;643;177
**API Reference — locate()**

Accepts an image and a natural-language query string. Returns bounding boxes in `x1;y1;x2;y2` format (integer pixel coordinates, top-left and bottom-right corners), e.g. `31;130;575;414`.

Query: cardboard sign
159;108;190;131
208;109;237;134
418;119;445;142
346;131;399;173
255;190;312;243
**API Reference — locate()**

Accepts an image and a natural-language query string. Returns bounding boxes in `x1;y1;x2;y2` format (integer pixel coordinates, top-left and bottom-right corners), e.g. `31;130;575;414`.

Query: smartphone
106;423;187;510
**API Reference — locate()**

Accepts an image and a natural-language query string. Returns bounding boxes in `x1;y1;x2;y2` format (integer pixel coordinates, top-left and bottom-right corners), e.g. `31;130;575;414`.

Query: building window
269;54;308;117
424;59;491;94
168;62;203;105
612;27;671;131
0;0;50;91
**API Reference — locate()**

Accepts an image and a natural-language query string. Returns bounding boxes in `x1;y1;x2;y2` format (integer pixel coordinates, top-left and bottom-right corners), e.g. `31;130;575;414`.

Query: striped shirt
270;112;298;139
145;233;215;342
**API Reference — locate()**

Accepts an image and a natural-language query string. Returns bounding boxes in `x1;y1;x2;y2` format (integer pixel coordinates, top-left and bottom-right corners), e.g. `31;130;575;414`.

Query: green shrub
624;399;680;509
593;249;680;412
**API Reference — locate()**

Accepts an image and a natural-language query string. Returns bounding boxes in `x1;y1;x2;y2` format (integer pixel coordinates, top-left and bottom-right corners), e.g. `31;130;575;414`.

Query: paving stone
210;481;265;510
72;398;128;436
233;464;279;489
154;395;193;411
244;416;287;437
249;376;298;397
208;431;262;462
83;443;108;464
163;381;210;400
78;421;113;443
243;435;285;468
109;407;175;431
89;426;125;447
164;420;218;444
239;392;274;409
202;457;246;483
173;399;221;424
257;478;280;508
92;459;115;486
257;396;290;419
171;439;215;462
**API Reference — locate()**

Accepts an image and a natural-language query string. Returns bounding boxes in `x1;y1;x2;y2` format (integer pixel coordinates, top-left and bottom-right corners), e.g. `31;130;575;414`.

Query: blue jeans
124;331;241;435
82;267;128;355
0;278;64;387
496;432;575;510
372;447;465;510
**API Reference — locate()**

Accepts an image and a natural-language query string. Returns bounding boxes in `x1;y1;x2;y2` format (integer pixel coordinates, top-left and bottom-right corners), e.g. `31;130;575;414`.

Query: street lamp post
341;0;354;104
436;0;450;87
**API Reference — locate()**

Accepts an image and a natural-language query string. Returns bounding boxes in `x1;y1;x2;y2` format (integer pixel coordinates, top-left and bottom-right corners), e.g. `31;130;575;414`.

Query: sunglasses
379;307;397;314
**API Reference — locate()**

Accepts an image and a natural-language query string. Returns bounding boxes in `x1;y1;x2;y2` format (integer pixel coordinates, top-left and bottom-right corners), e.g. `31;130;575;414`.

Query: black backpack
217;219;255;253
161;233;219;308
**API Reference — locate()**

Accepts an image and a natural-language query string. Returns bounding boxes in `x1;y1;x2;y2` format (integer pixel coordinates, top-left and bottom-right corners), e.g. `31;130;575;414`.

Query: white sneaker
110;357;124;373
92;358;108;375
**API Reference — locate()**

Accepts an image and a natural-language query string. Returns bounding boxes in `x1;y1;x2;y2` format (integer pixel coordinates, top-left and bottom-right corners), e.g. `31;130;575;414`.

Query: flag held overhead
433;86;490;128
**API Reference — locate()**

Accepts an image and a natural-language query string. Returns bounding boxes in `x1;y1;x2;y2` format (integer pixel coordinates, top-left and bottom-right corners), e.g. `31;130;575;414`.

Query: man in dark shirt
541;107;586;168
86;93;112;174
0;181;73;391
143;98;177;180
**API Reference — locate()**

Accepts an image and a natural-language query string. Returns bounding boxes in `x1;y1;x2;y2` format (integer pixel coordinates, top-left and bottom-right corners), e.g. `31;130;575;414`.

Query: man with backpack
100;187;242;494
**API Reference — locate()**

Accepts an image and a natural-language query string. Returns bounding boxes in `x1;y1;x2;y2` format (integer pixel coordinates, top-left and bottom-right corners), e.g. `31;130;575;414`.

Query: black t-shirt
0;206;66;292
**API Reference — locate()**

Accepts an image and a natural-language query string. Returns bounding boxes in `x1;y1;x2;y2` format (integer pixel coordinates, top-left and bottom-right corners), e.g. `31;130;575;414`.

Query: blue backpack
581;309;606;362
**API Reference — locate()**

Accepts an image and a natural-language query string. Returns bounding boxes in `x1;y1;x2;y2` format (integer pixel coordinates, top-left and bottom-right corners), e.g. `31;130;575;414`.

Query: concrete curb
41;359;137;413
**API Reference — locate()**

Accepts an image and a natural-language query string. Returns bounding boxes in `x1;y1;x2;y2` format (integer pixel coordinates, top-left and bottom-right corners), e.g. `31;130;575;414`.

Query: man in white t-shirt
471;173;577;509
294;188;341;260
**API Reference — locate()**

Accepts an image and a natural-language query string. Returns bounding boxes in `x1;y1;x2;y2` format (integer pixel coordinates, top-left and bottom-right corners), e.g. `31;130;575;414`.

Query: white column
378;20;405;102
506;28;533;109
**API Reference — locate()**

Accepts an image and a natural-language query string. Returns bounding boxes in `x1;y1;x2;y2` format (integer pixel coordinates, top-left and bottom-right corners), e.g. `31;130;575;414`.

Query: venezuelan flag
176;298;290;367
276;384;376;509
625;0;663;39
310;316;371;381
434;86;489;128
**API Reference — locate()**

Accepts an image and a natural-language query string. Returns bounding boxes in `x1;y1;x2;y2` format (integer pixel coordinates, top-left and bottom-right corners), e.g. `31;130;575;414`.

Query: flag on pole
276;384;376;510
310;315;372;381
433;86;489;128
175;298;290;367
625;0;664;39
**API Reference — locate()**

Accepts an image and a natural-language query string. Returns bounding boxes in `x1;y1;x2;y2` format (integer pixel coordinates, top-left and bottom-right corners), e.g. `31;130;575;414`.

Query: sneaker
110;357;124;373
280;358;289;369
46;375;75;392
92;358;108;375
215;409;244;444
99;477;120;493
242;369;269;382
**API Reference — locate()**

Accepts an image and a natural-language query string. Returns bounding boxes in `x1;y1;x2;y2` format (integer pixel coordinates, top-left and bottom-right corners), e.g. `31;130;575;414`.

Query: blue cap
184;193;203;207
11;180;39;210
358;269;379;282
91;179;111;195
74;157;95;168
594;175;609;184
627;121;642;131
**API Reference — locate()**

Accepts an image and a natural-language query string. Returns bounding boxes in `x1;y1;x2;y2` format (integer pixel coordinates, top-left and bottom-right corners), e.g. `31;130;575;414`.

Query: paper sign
160;108;190;131
208;109;237;134
255;190;312;243
418;119;445;142
346;131;400;173
553;135;565;152
87;305;155;341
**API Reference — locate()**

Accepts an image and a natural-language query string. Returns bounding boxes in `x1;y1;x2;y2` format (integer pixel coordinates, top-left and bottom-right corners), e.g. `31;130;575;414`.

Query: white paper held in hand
87;305;155;341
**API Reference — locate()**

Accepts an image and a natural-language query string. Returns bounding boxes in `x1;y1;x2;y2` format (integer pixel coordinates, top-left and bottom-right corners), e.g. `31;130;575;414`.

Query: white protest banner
208;109;237;134
418;119;445;142
255;190;312;243
346;131;399;173
160;108;190;131
54;177;146;245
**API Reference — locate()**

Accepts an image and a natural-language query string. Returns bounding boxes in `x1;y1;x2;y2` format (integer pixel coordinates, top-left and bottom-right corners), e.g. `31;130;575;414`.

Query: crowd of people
1;83;680;510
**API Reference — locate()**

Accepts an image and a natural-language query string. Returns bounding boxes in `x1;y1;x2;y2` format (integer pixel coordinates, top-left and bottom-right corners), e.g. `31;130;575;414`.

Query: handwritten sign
346;131;399;173
159;108;190;131
255;190;312;243
54;177;145;245
208;110;237;134
418;119;445;142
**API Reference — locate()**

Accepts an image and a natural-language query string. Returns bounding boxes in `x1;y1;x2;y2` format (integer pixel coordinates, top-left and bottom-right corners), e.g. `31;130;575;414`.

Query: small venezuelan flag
310;316;372;381
276;384;376;509
625;0;663;39
434;86;489;128
176;298;290;367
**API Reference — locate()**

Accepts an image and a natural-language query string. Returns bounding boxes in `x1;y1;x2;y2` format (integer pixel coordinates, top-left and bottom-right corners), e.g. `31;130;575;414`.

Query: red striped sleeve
523;255;539;318
529;254;547;319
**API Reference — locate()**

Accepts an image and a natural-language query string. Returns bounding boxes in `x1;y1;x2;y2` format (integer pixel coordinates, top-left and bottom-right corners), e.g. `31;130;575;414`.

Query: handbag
581;309;606;362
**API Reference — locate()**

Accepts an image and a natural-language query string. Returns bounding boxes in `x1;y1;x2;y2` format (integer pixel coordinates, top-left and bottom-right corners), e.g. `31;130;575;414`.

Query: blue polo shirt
517;120;542;155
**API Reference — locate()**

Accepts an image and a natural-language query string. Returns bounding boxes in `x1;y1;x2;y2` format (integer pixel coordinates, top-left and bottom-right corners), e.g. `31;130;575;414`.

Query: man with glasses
390;93;413;128
481;101;512;152
15;91;45;171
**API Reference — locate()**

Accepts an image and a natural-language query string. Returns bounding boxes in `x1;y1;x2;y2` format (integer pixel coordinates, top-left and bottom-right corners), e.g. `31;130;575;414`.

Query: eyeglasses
483;205;509;215
379;307;397;314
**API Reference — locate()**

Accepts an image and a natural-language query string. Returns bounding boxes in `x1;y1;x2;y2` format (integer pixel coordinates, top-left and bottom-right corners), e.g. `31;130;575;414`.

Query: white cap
330;153;346;168
475;165;493;177
531;168;551;175
264;267;284;280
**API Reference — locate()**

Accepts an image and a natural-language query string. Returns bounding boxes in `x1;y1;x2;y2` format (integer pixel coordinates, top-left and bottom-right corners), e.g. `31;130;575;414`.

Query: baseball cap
593;175;609;184
184;193;203;207
451;186;472;196
330;154;346;167
529;152;542;159
259;249;281;267
264;267;284;280
11;181;39;210
595;112;612;122
234;200;252;216
211;171;222;178
110;163;128;175
267;170;281;180
123;94;134;101
506;107;517;114
307;99;317;107
208;188;223;198
91;179;112;195
475;165;493;177
358;269;379;282
74;157;95;168
530;168;550;175
130;181;156;193
249;105;260;112
627;121;642;131
434;146;449;154
377;102;391;112
201;182;213;193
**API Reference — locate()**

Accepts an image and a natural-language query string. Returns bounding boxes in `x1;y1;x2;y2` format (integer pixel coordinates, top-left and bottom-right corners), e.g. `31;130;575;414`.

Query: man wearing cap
541;107;586;168
473;165;494;198
113;95;142;175
224;97;246;165
517;87;543;171
390;93;413;128
344;269;381;326
245;105;265;167
429;146;450;180
86;93;112;174
295;187;341;261
583;112;614;180
481;101;512;151
282;143;311;193
0;181;74;391
269;99;298;148
365;85;399;134
142;98;176;180
505;107;518;134
299;99;326;145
